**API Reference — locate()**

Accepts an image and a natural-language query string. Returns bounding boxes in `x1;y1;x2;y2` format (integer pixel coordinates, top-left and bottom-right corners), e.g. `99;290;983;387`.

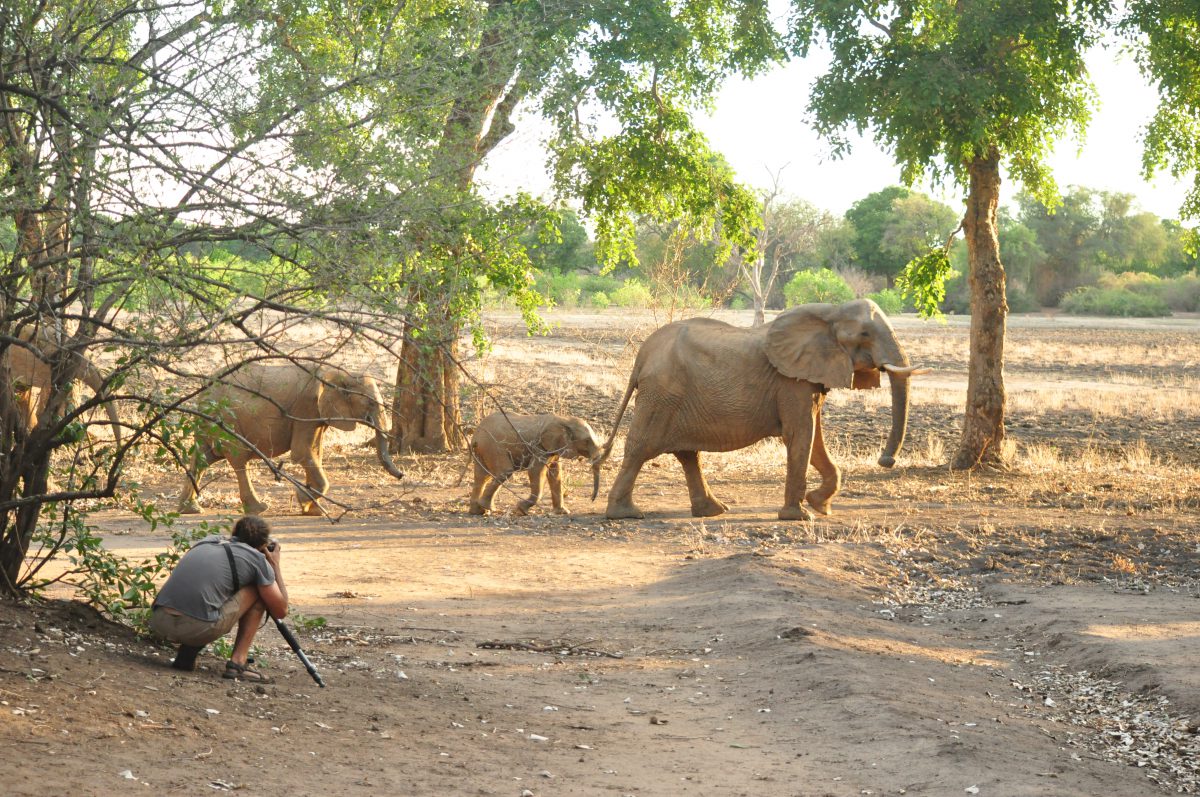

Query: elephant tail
596;372;637;467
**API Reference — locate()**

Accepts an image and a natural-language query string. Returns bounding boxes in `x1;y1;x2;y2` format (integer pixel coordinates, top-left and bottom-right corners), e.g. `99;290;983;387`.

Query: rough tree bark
952;147;1008;470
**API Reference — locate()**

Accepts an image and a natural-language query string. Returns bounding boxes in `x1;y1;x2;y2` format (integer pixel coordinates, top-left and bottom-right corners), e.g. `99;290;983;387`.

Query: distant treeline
510;184;1199;317
9;185;1189;318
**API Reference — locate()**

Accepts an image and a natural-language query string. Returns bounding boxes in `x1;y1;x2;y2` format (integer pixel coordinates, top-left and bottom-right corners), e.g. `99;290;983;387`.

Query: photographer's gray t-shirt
154;537;276;622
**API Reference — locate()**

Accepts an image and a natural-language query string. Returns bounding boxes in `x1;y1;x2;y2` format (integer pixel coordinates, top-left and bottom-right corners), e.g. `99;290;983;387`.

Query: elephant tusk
882;363;931;377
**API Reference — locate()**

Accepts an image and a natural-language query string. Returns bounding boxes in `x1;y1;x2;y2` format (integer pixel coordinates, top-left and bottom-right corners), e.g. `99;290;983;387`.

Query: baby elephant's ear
765;304;853;389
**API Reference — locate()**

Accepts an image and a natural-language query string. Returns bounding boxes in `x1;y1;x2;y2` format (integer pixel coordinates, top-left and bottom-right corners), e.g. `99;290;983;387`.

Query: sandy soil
3;308;1200;797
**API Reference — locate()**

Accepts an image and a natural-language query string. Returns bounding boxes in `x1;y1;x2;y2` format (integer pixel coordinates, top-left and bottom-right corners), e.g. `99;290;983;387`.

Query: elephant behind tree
468;411;603;516
3;327;123;445
598;298;925;521
177;362;404;516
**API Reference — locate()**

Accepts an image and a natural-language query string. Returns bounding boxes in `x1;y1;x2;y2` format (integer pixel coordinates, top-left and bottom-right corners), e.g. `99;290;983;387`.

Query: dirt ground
3;308;1200;796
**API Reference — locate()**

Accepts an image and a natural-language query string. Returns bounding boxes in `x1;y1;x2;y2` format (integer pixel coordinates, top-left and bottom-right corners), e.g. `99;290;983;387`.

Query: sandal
223;660;273;684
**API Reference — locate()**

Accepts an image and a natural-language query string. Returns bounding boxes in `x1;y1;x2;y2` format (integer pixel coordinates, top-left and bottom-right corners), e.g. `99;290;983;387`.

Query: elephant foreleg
545;459;569;514
177;446;218;515
229;453;270;516
805;404;841;515
779;396;817;522
517;461;548;515
675;451;727;517
292;428;328;516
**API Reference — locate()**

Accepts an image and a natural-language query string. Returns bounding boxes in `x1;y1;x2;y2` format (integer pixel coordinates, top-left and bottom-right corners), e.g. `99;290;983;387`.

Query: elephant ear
316;367;359;432
765;304;853;389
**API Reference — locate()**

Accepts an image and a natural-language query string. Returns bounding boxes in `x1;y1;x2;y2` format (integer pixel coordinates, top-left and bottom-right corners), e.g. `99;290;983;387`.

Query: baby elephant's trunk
590;456;603;502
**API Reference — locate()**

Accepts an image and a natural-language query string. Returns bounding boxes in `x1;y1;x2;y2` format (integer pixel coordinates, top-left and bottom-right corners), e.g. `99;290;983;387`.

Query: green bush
867;288;904;314
1006;286;1040;313
1060;286;1171;317
611;278;654;307
534;270;582;307
588;291;611;308
1099;271;1200;312
783;268;854;306
656;282;712;310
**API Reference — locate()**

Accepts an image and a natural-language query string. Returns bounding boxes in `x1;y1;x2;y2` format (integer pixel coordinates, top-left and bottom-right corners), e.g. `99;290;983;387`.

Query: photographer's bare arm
261;543;289;620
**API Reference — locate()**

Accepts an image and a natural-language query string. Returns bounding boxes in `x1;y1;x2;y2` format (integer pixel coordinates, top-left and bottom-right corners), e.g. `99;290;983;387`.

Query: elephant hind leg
468;459;492;515
605;451;649;520
805;408;841;516
472;464;510;515
675;451;727;517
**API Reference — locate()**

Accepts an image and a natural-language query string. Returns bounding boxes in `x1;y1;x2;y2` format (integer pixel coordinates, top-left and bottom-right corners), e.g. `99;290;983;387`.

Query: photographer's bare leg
230;585;266;666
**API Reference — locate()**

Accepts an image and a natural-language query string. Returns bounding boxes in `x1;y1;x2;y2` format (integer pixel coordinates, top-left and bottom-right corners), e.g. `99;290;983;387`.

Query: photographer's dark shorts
150;598;242;647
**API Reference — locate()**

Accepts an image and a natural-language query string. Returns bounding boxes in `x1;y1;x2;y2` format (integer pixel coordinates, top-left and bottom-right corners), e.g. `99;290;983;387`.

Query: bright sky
479;44;1192;222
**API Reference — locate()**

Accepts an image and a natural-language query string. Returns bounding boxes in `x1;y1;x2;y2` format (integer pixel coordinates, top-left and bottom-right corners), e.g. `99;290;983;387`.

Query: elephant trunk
877;336;912;469
370;410;405;481
590;456;603;502
878;370;910;468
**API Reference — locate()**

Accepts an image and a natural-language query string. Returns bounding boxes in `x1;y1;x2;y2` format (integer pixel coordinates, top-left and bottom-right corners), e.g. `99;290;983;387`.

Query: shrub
611;278;654;307
1006;286;1040;313
783;268;854;306
578;274;620;306
1060;286;1171;317
1103;271;1200;312
656;282;712;310
534;270;582;307
867;288;904;314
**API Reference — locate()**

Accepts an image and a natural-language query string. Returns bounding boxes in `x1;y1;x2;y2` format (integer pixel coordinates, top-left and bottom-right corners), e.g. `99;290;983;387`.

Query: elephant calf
468;411;603;516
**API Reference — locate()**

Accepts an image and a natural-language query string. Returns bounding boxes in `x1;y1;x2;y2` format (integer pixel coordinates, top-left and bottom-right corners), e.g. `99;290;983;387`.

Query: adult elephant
599;299;924;521
177;363;404;516
4;328;123;445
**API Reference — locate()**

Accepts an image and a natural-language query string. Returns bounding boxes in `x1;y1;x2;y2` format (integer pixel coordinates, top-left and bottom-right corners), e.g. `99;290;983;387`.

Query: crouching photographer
150;515;288;683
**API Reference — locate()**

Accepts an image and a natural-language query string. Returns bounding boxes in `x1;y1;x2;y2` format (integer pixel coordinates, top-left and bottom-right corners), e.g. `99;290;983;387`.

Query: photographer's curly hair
232;515;272;550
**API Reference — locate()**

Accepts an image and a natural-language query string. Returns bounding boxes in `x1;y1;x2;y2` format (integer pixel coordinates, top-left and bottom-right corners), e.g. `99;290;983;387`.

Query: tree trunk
752;269;767;327
388;17;521;454
952;148;1008;470
391;306;464;454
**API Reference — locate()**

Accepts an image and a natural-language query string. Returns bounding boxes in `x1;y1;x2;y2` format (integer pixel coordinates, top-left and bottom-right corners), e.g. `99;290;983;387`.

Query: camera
266;541;277;553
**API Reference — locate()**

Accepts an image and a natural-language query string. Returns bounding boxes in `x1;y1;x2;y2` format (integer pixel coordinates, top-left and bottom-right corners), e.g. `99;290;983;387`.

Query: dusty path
7;499;1200;797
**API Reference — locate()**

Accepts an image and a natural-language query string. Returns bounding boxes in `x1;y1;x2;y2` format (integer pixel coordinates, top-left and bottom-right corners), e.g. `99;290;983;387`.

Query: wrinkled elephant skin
598;299;921;520
468;412;603;516
177;363;403;516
